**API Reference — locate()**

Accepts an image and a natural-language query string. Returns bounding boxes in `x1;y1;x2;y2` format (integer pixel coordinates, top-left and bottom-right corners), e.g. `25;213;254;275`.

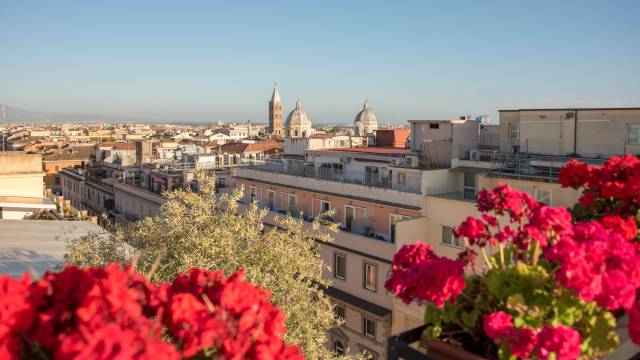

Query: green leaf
587;310;619;354
497;343;517;360
424;302;442;326
461;309;478;328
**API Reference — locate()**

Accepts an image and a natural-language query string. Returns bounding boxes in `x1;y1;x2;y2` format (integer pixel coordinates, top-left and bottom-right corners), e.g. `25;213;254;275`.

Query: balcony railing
239;162;422;194
490;141;606;181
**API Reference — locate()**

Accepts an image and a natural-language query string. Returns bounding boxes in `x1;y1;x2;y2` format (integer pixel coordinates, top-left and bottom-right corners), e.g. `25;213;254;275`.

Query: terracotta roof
44;146;94;161
113;143;136;151
215;142;283;154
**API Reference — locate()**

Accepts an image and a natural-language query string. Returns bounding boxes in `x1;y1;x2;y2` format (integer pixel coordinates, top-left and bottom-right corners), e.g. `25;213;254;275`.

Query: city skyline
2;0;640;124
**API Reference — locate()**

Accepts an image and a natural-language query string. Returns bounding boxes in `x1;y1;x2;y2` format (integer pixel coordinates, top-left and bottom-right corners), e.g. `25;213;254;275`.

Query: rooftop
499;107;640;112
309;147;411;156
213;141;283;154
0;196;57;209
0;220;106;278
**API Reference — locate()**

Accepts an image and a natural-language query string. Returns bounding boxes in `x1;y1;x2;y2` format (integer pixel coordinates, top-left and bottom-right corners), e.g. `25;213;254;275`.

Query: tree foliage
65;174;347;359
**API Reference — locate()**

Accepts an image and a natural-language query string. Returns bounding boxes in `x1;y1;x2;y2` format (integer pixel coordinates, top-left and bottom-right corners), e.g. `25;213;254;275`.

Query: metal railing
238;162;422;194
489;140;607;180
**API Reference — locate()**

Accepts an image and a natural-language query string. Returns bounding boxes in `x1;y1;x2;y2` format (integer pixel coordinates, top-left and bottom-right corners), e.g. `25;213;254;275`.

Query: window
266;190;275;210
628;125;640;145
332;163;344;178
463;172;476;200
363;263;377;291
344;205;356;231
509;122;519;140
389;214;410;242
534;187;552;205
334;304;346;320
442;226;464;248
397;172;406;185
363;317;376;338
365;166;380;186
334;253;346;280
429;123;439;129
321;200;331;213
333;341;345;355
249;187;256;202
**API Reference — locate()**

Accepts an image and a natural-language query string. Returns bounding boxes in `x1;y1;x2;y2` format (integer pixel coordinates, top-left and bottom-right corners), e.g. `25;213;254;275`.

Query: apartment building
232;122;486;358
499;107;640;157
389;108;640;342
42;145;93;193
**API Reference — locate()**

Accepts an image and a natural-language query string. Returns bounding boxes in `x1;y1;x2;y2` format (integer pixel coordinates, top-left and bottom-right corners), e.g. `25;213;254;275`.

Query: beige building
390;107;640;355
0;152;56;219
498;107;640;157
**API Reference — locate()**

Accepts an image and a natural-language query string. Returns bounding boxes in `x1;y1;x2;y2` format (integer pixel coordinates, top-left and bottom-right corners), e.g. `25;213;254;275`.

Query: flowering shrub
0;264;303;360
386;155;640;359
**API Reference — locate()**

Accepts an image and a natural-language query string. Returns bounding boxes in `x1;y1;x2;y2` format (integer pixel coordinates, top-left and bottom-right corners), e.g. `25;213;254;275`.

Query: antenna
0;104;6;151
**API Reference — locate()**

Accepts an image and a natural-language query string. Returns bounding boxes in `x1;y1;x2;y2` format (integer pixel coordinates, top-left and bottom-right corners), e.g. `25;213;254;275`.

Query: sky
1;0;639;124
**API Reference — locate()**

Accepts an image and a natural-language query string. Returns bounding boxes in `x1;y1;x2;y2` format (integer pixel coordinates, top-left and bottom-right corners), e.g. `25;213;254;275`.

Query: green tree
65;175;349;359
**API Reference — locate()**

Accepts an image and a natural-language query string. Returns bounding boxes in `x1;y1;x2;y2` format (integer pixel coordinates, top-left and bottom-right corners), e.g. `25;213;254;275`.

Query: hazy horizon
2;1;639;124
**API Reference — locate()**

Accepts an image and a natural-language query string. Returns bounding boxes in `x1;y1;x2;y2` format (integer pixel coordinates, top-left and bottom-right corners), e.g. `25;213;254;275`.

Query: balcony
235;201;396;260
235;166;423;209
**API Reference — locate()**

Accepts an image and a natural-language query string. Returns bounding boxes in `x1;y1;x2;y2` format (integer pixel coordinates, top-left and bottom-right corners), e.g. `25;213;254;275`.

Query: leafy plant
386;155;640;359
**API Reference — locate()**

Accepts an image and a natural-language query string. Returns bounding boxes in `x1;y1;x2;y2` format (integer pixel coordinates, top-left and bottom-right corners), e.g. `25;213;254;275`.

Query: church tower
269;83;283;136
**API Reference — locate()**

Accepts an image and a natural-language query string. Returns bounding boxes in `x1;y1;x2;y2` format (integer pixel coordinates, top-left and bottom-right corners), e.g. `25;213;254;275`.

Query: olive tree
65;175;352;359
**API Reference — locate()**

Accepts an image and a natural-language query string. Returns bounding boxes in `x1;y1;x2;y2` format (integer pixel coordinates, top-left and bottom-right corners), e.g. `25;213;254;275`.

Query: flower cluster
454;184;573;251
0;264;303;360
384;243;466;308
546;220;640;311
162;268;302;359
483;311;582;360
560;154;640;221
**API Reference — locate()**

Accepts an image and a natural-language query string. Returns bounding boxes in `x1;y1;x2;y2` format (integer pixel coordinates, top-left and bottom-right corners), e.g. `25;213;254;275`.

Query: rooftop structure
0;152;56;219
0;219;106;277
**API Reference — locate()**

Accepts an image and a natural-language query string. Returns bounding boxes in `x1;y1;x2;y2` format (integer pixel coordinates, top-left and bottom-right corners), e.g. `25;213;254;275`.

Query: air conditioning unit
470;150;481;161
341;157;351;163
390;158;401;166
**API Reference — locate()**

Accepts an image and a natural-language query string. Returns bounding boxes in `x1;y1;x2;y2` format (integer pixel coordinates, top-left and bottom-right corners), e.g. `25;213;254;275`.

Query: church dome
354;100;378;134
285;99;312;127
354;120;365;136
285;99;313;137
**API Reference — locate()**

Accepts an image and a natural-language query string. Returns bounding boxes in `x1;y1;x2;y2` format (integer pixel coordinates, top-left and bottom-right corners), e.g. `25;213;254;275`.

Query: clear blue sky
1;0;639;124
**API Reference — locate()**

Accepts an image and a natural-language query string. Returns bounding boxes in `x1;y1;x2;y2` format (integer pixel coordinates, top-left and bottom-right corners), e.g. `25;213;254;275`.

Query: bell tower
269;82;283;136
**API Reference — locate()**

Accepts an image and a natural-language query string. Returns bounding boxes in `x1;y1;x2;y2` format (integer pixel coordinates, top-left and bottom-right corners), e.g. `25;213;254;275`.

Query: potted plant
386;155;640;359
0;264;303;359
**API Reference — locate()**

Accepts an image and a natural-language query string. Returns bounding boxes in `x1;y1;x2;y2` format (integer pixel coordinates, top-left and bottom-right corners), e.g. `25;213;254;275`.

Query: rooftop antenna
0;104;6;151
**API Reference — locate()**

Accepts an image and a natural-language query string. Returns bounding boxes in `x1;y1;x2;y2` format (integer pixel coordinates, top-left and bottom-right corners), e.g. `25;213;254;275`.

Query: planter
422;339;489;360
388;325;490;360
